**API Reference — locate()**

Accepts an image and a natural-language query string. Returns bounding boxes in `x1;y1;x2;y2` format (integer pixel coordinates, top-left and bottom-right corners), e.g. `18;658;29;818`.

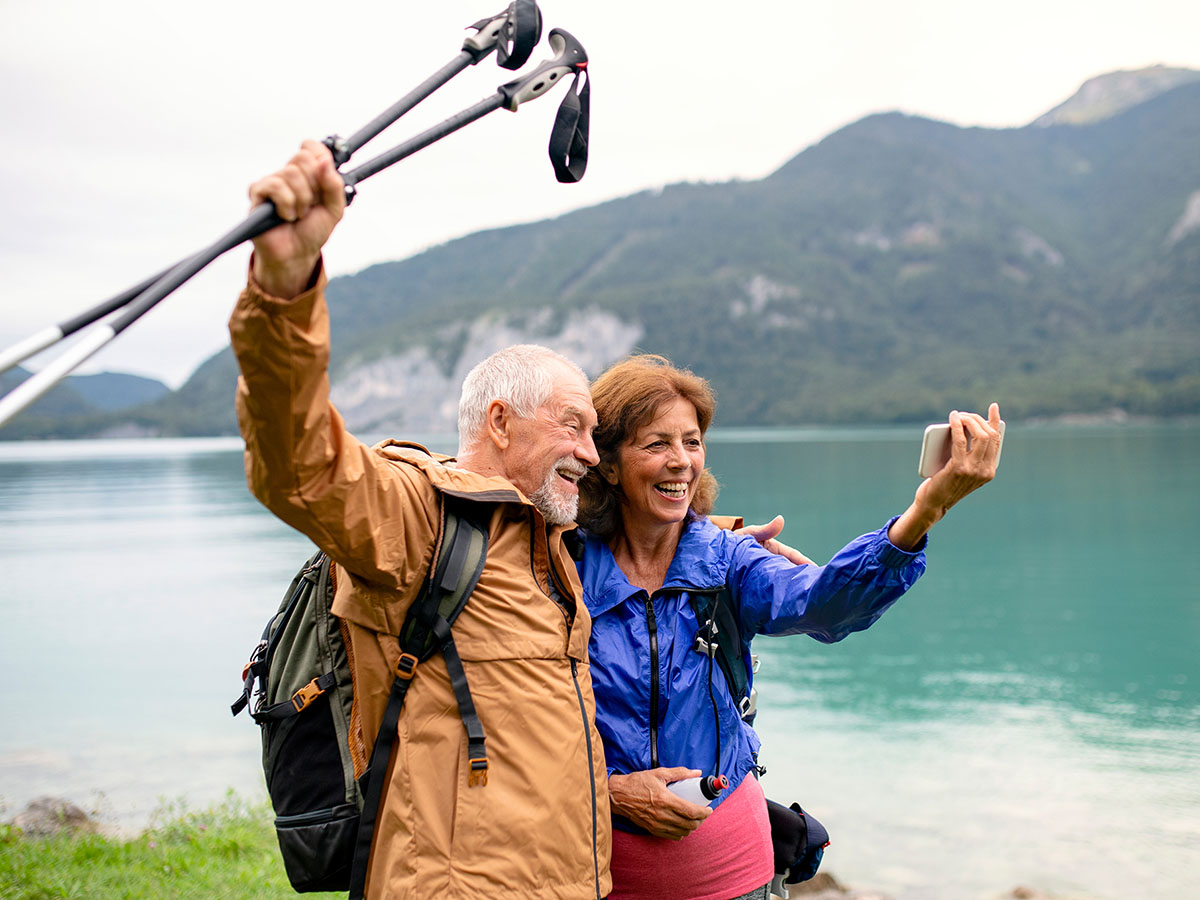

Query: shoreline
4;796;1094;900
3;411;1200;444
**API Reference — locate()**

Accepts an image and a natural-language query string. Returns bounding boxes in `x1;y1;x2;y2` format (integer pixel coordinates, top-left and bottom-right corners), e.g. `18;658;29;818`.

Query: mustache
555;458;588;478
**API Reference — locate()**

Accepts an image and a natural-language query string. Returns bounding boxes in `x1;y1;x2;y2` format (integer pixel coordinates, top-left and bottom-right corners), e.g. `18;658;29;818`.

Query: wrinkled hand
607;768;712;840
736;516;816;566
249;139;347;299
889;403;1004;550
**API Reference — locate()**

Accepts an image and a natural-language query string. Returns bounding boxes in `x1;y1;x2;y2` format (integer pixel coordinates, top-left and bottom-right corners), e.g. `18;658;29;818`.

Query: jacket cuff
241;254;327;320
876;516;927;566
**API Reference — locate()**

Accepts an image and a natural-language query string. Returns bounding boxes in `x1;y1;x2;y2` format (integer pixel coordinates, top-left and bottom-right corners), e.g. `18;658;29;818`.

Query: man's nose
577;430;600;467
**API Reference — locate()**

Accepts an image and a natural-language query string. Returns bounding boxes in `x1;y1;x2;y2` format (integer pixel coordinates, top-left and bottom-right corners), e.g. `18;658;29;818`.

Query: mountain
3;66;1198;439
66;372;170;411
0;368;169;439
1033;65;1200;127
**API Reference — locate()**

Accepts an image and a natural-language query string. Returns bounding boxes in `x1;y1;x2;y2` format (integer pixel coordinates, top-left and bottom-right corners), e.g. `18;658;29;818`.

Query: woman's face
610;396;706;530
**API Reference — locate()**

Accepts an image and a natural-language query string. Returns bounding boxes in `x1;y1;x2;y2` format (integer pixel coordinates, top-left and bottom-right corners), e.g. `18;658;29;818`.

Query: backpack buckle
693;634;718;657
241;639;269;681
290;678;325;713
395;652;419;680
692;619;719;658
468;757;489;787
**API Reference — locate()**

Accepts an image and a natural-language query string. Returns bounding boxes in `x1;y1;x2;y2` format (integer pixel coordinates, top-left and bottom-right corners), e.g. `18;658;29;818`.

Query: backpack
690;585;756;722
231;496;491;897
690;583;830;889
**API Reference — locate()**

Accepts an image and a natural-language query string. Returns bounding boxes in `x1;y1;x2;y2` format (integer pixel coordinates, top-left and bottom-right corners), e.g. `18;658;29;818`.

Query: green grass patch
0;793;342;900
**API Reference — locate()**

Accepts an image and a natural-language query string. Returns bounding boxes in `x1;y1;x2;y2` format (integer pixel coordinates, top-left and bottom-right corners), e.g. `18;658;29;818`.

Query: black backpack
691;583;830;889
232;496;491;897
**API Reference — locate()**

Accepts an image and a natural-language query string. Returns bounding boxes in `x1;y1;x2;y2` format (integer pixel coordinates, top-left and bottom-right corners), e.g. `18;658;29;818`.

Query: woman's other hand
608;768;712;839
889;402;1005;551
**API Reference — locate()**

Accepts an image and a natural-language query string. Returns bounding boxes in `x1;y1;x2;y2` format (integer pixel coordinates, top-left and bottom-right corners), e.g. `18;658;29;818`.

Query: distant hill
1034;65;1200;127
3;66;1198;439
0;368;169;439
67;372;170;411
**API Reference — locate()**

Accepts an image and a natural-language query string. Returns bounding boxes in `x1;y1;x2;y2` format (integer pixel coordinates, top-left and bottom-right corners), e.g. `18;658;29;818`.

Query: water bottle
666;773;729;806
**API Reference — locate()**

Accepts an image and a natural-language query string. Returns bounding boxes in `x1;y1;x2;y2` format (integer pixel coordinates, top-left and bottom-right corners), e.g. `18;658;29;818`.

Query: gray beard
528;466;580;526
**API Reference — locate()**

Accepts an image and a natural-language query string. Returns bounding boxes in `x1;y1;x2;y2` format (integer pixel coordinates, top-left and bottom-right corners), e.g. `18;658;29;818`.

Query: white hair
457;344;586;451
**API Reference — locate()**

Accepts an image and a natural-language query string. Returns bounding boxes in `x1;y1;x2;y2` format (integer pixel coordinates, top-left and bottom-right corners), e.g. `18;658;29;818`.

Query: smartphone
918;419;1005;478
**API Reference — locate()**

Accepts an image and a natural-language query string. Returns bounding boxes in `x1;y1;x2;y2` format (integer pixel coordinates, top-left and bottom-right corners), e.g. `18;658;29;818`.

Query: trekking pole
0;267;170;377
323;0;542;166
341;28;589;197
0;25;589;431
0;1;543;386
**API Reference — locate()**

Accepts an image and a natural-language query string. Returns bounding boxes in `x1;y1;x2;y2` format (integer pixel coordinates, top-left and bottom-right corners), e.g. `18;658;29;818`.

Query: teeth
557;467;583;484
656;482;687;496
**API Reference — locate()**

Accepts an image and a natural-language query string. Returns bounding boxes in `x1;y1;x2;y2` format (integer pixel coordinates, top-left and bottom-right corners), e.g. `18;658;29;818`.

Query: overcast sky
2;0;1198;387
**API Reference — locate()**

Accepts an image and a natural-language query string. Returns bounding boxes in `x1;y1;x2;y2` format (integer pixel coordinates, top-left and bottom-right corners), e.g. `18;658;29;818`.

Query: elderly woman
575;355;1002;900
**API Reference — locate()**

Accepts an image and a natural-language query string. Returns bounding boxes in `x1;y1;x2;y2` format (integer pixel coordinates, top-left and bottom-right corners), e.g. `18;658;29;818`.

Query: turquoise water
1;425;1197;899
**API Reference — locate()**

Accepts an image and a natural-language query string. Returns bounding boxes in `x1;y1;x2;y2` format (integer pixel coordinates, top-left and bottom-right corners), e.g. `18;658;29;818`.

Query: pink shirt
608;774;774;900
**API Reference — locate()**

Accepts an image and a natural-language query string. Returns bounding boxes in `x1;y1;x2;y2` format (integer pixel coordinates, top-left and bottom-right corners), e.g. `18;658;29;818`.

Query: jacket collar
375;439;525;504
579;513;731;617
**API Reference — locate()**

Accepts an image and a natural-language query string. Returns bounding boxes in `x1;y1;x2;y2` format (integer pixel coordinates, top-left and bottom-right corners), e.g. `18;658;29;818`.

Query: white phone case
918;420;1005;478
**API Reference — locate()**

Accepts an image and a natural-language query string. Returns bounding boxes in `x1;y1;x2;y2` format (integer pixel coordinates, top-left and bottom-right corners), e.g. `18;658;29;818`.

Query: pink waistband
608;774;774;900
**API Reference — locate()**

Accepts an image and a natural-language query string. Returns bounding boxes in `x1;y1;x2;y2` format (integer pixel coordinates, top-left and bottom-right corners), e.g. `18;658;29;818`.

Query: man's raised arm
229;142;437;585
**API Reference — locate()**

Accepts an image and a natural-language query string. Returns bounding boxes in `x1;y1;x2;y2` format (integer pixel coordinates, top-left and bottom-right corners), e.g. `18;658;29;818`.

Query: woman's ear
599;461;619;485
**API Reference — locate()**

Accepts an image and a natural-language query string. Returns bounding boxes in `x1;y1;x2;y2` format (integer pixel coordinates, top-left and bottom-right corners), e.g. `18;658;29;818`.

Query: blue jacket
577;514;926;820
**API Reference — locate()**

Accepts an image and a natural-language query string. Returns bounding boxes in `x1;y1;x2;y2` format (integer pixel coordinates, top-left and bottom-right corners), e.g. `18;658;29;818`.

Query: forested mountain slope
6;69;1197;438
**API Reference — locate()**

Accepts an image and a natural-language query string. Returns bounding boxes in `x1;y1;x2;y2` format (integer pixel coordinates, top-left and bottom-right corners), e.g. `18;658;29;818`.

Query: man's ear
486;399;512;450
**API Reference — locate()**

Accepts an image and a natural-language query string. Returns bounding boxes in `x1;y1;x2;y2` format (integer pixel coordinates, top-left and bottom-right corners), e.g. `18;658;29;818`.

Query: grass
0;793;344;900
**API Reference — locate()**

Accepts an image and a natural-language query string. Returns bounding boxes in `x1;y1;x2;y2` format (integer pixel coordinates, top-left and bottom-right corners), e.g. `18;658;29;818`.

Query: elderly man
230;141;611;899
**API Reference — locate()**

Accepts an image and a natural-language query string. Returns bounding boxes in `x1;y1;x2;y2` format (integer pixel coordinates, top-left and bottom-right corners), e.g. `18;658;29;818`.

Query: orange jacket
230;268;611;899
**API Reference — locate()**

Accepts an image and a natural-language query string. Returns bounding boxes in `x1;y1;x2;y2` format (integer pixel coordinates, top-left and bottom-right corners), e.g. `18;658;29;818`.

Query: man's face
504;363;599;525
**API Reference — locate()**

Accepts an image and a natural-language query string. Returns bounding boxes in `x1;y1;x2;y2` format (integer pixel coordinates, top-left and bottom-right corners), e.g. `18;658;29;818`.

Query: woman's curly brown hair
577;355;719;540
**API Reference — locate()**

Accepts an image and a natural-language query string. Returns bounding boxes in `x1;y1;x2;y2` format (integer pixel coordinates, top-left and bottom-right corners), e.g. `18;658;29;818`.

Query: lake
1;424;1197;899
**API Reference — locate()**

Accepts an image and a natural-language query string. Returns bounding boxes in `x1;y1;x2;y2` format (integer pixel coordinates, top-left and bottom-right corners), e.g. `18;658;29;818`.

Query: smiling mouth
655;481;688;499
556;464;585;486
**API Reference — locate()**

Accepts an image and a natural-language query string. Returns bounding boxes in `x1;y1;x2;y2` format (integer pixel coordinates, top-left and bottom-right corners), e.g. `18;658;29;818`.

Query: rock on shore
8;796;97;836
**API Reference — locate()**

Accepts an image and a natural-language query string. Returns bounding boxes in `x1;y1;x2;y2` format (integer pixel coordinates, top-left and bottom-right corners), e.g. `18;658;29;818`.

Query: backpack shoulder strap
399;496;490;658
690;583;751;718
399;495;492;779
348;494;491;900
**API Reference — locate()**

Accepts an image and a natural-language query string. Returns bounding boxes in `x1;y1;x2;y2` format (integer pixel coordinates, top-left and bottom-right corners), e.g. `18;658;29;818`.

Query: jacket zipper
642;592;660;767
571;658;602;900
539;514;600;896
530;512;573;630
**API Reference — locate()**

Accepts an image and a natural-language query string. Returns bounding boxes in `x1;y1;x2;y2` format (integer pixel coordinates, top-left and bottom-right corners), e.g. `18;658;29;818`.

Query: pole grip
498;28;587;111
